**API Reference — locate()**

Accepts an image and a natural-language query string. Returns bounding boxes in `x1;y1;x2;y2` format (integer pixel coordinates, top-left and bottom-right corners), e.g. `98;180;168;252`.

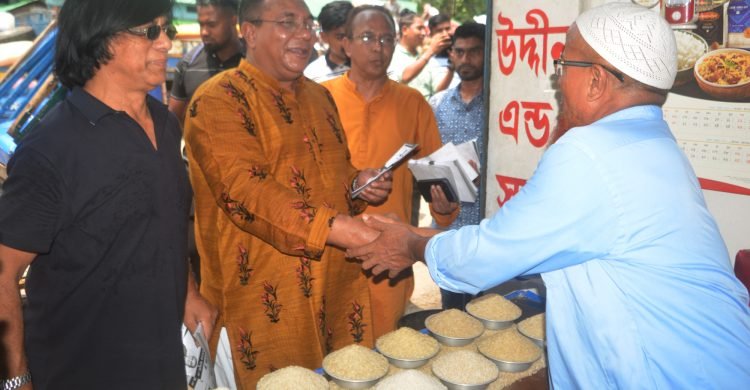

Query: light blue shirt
429;85;485;229
426;106;750;389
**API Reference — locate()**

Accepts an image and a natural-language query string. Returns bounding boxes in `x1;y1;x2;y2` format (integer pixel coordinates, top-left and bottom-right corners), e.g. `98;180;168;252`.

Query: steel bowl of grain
375;327;440;368
256;365;329;390
517;313;545;348
425;309;485;347
465;294;522;330
323;344;389;389
477;328;542;372
431;350;499;390
374;369;447;390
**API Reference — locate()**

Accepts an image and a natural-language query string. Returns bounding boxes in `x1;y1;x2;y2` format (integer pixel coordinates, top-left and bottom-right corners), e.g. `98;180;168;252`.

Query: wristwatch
1;372;31;390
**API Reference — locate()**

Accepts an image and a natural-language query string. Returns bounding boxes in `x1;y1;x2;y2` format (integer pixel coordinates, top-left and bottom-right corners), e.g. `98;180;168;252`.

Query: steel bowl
468;314;518;330
432;368;498;390
478;350;541;373
518;326;545;349
325;371;385;389
377;347;439;369
425;313;484;347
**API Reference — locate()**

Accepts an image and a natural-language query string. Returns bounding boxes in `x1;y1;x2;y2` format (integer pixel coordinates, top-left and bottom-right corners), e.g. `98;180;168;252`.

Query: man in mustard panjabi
183;0;392;387
323;5;458;339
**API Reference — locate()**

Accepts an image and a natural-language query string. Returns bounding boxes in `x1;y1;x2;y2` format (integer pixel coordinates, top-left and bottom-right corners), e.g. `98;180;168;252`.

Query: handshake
344;214;441;278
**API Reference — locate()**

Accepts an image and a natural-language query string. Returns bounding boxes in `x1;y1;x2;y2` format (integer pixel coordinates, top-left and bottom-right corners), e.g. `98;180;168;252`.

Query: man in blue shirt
429;22;486;310
349;3;750;388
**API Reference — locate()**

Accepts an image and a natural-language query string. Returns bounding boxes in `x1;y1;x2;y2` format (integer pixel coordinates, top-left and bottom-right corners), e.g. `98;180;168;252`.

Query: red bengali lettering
495;174;527;207
498;100;554;148
521;101;553;148
495;9;568;76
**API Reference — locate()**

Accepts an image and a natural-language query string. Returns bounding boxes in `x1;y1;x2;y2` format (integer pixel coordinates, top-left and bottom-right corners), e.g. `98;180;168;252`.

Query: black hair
428;13;450;32
397;9;417;36
238;0;265;23
345;5;395;38
318;1;353;32
54;0;174;88
196;0;239;15
452;22;485;44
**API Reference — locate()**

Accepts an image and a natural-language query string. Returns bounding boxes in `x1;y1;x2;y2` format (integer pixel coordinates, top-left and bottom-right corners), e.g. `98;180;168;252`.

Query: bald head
345;5;395;37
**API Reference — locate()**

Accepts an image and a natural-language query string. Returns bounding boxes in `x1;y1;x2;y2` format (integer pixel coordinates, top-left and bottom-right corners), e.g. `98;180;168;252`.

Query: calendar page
663;93;750;196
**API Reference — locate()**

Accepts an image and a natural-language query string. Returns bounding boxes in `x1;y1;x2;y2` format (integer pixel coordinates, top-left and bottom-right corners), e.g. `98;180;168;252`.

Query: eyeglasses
250;19;317;34
451;46;483;58
127;23;177;41
353;33;396;47
553;58;624;82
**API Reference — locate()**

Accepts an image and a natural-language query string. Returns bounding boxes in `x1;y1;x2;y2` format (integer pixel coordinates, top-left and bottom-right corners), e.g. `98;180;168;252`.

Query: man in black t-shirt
169;0;243;125
0;0;216;388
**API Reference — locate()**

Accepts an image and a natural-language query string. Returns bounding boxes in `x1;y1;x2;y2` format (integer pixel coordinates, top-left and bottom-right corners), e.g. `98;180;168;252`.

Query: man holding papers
323;4;457;338
427;22;486;310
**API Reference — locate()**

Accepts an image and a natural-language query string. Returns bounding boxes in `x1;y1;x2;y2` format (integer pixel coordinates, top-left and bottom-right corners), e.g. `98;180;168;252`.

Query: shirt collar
324;52;350;71
68;87;115;124
238;59;307;98
449;84;484;107
67;86;168;128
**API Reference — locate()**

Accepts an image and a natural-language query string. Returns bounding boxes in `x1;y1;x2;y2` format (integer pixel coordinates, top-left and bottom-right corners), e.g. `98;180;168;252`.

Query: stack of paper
408;140;480;203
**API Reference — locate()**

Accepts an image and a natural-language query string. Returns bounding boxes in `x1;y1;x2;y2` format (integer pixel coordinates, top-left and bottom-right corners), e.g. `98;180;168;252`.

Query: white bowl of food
693;48;750;100
673;29;708;87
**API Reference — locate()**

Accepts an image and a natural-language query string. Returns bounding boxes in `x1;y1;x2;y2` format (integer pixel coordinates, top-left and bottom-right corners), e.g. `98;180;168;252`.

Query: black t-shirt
0;88;191;389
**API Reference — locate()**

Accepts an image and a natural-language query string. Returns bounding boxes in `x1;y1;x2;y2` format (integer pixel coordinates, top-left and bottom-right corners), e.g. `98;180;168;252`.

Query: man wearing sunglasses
348;3;750;389
0;0;216;389
169;0;243;125
303;0;352;83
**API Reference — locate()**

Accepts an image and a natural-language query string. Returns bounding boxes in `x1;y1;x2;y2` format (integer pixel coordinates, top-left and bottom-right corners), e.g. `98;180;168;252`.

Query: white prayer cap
575;2;677;90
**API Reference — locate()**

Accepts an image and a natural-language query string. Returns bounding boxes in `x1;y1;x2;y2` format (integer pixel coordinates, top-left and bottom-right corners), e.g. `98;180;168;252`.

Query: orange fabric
184;60;373;388
323;74;450;338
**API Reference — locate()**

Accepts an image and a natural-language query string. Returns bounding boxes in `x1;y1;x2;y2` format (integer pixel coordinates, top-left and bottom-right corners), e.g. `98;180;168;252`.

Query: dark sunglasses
127;23;177;41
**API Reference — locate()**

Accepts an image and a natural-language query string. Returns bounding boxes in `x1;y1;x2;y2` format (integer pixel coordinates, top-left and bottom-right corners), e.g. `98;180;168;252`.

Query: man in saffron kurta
183;0;392;387
323;5;458;338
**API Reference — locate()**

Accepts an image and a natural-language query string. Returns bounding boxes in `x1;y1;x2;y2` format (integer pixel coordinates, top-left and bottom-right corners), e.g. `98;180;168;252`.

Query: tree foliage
419;0;489;24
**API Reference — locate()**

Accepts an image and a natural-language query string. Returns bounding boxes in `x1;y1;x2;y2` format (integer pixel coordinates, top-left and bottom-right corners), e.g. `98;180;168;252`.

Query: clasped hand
346;214;431;278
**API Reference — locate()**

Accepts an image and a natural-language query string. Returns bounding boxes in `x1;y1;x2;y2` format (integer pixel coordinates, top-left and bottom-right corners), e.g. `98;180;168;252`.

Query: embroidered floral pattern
271;92;293;124
238;109;256;136
326;114;344;144
289;166;317;224
296;257;314;298
317;297;333;353
221;80;250;109
248;165;268;180
261;281;282;323
348;301;366;343
189;97;200;118
302;129;323;161
221;192;255;222
237;244;253;285
234;70;257;91
236;327;259;370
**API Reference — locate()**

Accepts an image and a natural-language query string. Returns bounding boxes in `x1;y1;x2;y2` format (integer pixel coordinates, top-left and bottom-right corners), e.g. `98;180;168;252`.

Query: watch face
632;0;660;8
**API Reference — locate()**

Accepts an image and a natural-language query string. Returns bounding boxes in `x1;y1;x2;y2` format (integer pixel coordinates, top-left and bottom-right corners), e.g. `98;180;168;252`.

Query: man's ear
587;64;608;102
241;21;256;49
342;37;352;58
